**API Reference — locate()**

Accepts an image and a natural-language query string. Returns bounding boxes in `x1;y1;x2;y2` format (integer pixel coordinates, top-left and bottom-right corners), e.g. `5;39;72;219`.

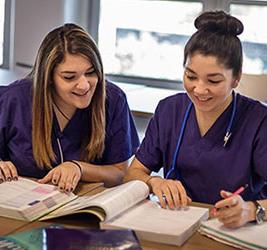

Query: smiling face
183;53;240;117
53;53;98;116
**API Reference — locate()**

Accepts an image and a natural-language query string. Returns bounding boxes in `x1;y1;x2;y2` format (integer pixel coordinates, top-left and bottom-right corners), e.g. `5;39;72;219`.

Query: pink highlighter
212;184;249;215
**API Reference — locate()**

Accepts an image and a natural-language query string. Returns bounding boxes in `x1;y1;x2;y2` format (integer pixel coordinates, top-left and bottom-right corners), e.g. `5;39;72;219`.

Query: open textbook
0;177;77;221
199;219;267;250
42;180;209;246
0;178;209;246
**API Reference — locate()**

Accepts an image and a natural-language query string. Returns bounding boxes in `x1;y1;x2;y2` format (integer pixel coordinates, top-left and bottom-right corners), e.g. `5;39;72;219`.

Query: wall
11;0;89;74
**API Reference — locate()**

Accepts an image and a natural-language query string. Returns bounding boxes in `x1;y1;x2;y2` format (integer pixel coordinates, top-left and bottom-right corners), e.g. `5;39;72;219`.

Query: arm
77;159;129;187
124;157;191;209
38;159;130;192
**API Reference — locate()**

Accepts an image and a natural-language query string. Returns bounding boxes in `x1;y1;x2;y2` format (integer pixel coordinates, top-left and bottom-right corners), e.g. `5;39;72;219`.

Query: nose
77;75;90;90
193;80;208;95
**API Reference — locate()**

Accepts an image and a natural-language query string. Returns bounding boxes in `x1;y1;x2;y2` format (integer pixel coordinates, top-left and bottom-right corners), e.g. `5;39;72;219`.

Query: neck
52;99;76;131
196;94;233;137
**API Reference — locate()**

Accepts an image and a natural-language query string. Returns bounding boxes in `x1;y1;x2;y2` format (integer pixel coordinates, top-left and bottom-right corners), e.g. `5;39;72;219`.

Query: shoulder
237;93;267;119
155;92;190;115
0;78;32;100
105;80;128;109
106;80;127;98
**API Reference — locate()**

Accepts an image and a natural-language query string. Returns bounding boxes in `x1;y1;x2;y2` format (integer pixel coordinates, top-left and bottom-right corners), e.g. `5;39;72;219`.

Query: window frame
88;0;267;89
1;0;12;69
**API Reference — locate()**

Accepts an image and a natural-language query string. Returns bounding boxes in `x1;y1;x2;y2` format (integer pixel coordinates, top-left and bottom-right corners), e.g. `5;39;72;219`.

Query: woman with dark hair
124;11;267;228
0;23;139;192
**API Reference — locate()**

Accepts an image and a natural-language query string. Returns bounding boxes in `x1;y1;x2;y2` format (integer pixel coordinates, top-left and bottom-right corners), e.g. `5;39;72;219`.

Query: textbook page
0;177;76;221
101;199;209;246
199;219;267;250
41;180;150;221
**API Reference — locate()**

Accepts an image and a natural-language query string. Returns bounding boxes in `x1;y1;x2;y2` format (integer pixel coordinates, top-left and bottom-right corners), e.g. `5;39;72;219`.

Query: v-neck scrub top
0;79;139;178
136;92;267;204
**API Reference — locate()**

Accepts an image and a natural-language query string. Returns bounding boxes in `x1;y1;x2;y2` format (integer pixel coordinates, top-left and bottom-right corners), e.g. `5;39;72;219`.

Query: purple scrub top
136;92;267;204
0;79;139;178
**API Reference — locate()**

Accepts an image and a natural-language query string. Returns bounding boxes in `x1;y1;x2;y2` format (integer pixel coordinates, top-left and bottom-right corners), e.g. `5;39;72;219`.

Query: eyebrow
185;67;224;77
60;66;95;74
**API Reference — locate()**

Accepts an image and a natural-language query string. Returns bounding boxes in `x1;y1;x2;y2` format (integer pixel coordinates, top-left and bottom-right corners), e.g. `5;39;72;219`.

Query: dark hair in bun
184;11;244;77
195;10;243;36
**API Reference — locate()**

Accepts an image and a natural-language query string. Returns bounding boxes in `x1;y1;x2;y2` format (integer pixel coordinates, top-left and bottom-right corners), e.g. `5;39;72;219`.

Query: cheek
183;79;192;93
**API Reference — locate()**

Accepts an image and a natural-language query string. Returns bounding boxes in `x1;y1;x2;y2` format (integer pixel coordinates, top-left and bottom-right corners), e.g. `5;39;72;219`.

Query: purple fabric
136;92;267;204
0;79;139;178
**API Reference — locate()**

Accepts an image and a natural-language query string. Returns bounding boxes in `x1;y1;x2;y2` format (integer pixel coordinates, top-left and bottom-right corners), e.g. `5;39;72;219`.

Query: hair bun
194;11;243;36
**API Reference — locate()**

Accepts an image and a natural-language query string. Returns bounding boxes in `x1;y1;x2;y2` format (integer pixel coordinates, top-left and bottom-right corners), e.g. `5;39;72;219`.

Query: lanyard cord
166;92;237;179
223;91;237;147
166;102;193;179
56;138;64;164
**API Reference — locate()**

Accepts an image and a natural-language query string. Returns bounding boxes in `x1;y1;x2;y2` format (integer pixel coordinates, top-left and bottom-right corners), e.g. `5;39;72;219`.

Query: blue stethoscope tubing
166;91;237;180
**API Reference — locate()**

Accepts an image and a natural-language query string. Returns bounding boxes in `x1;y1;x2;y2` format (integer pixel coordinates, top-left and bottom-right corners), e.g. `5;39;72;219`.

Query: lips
72;90;89;97
195;95;212;102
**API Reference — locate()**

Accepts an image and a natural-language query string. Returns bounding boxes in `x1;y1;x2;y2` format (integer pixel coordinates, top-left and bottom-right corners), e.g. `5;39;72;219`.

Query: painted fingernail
7;177;11;181
13;177;18;181
52;179;57;184
0;178;3;183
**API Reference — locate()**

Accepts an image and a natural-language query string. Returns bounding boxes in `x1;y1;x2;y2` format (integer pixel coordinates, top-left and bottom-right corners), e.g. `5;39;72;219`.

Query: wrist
68;160;83;177
146;176;162;192
247;201;256;222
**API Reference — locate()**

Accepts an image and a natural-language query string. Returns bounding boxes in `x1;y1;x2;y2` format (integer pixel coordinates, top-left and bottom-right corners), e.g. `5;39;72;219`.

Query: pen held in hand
211;184;249;215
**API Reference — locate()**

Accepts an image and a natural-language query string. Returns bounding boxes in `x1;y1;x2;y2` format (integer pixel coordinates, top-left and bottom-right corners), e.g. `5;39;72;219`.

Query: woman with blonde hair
0;23;139;192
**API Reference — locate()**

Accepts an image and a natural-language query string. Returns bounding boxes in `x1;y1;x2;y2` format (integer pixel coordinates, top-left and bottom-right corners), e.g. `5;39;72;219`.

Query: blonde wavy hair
29;23;106;168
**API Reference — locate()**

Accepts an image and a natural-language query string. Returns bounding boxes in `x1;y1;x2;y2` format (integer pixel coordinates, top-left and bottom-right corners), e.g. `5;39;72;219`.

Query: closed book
0;227;141;250
199;218;267;250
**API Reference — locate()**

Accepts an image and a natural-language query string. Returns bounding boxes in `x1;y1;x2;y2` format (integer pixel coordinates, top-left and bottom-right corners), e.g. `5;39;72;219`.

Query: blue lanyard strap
166;102;193;179
223;91;237;147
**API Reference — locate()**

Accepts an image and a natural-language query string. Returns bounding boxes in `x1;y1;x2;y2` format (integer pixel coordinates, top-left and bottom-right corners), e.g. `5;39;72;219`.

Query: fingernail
13;177;18;181
232;198;237;205
52;179;56;184
0;178;3;184
70;188;73;192
7;177;11;182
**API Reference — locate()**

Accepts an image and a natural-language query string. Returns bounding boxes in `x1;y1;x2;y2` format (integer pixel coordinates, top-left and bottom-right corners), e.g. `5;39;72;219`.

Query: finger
215;196;237;210
168;184;181;209
64;174;75;192
219;214;239;226
0;162;13;181
220;190;233;199
38;171;54;184
51;171;61;185
162;188;175;210
0;165;5;183
154;190;167;209
176;181;188;207
71;174;80;192
6;162;18;180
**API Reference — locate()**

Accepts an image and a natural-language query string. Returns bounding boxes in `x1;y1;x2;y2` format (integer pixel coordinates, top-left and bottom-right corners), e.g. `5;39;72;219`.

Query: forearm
76;161;127;187
123;158;159;192
123;166;152;183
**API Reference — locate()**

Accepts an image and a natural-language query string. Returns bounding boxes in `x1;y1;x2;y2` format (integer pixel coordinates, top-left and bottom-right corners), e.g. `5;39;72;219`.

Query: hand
38;161;82;192
213;190;255;228
0;160;18;183
148;177;191;209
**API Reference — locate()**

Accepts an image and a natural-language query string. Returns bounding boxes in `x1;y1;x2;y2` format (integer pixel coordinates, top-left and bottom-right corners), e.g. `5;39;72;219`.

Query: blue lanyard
166;92;237;180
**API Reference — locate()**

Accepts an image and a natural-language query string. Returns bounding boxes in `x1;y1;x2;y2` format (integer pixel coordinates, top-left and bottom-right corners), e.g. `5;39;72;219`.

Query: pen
212;184;248;215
